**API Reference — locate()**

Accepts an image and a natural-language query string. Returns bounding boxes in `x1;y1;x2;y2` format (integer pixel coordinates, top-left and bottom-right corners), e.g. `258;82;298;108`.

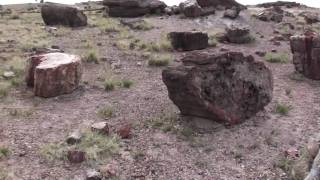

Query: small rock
3;71;15;79
86;169;102;180
137;62;142;66
91;122;110;135
273;41;281;46
100;162;118;178
255;51;266;57
285;147;299;158
117;124;131;139
67;150;86;163
220;48;228;52
271;49;277;53
66;130;82;145
51;45;60;49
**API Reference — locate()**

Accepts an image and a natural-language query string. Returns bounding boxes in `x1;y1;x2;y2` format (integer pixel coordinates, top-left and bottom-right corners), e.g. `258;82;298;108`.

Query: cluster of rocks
102;0;167;17
162;52;273;125
256;6;285;23
41;3;87;27
25;52;82;98
257;1;302;8
179;0;244;18
290;31;320;80
299;12;320;24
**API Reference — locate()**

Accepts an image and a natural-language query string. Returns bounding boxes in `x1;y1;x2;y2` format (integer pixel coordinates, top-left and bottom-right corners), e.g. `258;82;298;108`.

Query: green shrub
264;52;289;63
82;50;99;64
275;103;291;115
97;106;114;119
104;79;117;91
121;79;133;88
148;54;172;67
0;146;10;159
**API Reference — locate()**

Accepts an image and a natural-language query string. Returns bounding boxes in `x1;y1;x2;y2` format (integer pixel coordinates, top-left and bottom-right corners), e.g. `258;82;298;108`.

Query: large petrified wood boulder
257;1;302;8
197;0;244;9
162;52;273;125
225;24;253;44
290;32;320;80
41;3;87;27
179;0;215;18
26;53;82;98
103;0;166;17
168;31;208;51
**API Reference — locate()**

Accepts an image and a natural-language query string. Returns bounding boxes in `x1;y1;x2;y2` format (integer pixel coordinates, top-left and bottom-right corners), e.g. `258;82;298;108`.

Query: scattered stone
2;71;15;79
255;51;266;57
290;32;320;80
273;41;281;46
223;6;241;19
117;124;131;139
303;12;319;24
51;45;60;49
103;0;167;17
67;150;86;163
179;0;215;18
66;130;82;145
25;53;82;98
41;3;87;27
168;31;208;51
256;6;284;23
162;51;273;125
100;162;118;177
86;169;102;180
91;122;110;134
271;49;277;53
285;147;299;158
225;24;253;44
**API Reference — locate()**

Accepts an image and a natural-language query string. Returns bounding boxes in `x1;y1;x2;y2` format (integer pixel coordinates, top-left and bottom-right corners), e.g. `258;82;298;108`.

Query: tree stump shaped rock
26;53;82;98
162;51;273;125
290;32;320;80
168;31;208;51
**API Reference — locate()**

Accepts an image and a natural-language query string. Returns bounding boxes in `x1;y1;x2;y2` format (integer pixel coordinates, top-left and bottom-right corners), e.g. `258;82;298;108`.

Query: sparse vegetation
97;106;114;119
148;54;172;66
0;82;10;98
104;79;117;91
121;79;133;88
0;146;10;159
82;49;99;64
275;102;291;115
40;130;119;162
264;52;289;63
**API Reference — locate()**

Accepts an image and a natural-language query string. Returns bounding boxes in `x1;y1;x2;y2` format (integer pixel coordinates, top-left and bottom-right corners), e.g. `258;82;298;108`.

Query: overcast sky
1;0;320;7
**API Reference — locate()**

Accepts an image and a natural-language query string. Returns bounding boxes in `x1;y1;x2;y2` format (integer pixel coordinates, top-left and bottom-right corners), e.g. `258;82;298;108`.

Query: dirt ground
1;2;320;180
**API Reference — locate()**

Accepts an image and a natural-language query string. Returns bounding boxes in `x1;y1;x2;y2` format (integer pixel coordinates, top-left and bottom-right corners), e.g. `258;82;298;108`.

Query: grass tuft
97;106;114;119
275;102;291;115
148;54;172;67
264;52;289;63
40;130;120;162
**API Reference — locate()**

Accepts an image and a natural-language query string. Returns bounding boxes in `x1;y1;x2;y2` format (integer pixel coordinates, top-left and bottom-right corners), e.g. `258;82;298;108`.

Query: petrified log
103;0;166;17
168;31;208;51
26;53;82;98
290;32;320;80
41;3;87;27
162;51;273;125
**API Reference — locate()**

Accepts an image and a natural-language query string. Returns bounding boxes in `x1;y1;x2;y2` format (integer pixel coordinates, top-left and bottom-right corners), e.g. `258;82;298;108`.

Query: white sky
0;0;320;8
